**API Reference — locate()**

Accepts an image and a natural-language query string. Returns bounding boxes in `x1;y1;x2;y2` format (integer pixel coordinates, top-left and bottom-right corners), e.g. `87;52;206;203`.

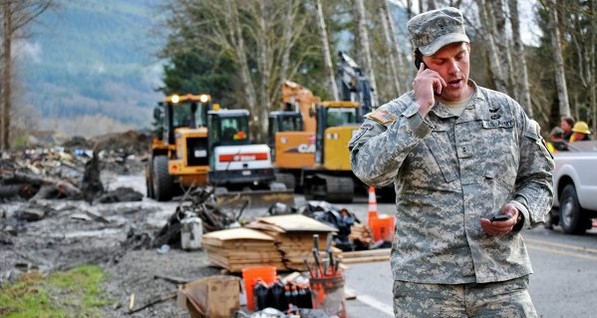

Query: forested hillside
21;0;164;137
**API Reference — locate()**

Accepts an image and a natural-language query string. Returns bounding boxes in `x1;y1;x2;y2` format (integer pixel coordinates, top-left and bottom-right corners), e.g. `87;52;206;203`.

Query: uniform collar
430;80;479;119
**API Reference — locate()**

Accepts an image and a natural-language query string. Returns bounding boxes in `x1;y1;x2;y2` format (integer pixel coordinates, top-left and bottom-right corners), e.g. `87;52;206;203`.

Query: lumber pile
348;223;375;249
204;214;338;272
339;248;391;264
246;214;336;271
202;228;285;272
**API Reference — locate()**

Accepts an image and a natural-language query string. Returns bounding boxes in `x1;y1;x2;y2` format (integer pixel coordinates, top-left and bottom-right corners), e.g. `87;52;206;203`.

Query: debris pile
0;141;145;204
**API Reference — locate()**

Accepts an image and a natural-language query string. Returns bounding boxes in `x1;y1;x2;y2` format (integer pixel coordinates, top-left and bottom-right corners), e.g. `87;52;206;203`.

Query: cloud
15;40;42;63
141;61;164;88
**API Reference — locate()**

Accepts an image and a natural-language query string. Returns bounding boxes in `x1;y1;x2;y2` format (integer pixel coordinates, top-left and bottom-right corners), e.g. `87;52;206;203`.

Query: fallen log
10;172;81;199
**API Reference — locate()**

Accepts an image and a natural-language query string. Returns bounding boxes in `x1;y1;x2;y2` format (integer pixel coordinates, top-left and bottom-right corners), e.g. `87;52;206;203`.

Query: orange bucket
242;266;276;311
371;215;396;242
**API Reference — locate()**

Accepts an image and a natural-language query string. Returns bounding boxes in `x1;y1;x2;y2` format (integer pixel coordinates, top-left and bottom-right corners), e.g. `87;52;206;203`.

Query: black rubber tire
152;155;174;202
559;184;587;234
146;159;155;199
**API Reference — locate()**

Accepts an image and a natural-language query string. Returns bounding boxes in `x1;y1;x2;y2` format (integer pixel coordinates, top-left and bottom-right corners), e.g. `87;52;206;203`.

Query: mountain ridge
21;0;164;137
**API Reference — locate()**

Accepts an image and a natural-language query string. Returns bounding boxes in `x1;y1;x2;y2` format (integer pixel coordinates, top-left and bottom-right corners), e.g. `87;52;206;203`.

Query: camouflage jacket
349;81;554;284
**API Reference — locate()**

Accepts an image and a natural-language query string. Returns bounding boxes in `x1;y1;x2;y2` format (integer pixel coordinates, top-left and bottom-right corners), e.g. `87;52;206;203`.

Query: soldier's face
424;42;471;103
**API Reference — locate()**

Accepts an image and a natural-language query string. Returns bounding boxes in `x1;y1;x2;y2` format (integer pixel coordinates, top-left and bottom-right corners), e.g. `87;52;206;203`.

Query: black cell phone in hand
414;49;442;96
490;214;512;222
414;54;424;70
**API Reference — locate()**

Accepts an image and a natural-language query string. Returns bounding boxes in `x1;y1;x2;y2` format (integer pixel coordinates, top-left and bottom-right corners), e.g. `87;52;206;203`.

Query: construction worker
350;7;553;317
546;127;568;153
560;116;575;141
569;121;592;142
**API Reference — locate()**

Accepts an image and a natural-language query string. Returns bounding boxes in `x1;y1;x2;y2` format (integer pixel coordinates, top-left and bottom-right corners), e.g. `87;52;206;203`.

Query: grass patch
0;265;110;318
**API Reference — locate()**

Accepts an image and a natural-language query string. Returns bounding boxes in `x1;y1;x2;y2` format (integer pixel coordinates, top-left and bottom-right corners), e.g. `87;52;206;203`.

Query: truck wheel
146;159;155;199
153;155;174;201
559;184;587;234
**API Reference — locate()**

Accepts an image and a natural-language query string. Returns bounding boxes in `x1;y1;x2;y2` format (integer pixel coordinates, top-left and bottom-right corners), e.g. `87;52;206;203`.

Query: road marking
527;245;597;261
346;287;393;317
525;238;597;255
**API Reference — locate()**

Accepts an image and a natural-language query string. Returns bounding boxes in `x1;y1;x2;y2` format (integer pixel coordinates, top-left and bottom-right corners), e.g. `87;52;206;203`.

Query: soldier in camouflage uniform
349;7;553;318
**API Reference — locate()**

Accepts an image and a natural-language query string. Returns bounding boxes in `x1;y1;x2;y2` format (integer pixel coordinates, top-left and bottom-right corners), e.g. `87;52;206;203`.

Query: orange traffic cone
367;186;378;230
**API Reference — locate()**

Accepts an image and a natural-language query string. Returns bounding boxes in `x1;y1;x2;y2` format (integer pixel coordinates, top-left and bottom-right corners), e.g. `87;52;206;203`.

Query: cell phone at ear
414;50;442;96
414;55;424;69
490;214;512;222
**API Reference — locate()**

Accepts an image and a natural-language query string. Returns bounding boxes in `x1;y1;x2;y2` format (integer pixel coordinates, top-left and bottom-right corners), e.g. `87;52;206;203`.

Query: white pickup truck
548;140;597;234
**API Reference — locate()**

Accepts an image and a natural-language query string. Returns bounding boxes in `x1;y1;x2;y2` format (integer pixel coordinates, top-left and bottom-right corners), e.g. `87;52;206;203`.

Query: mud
0;170;223;317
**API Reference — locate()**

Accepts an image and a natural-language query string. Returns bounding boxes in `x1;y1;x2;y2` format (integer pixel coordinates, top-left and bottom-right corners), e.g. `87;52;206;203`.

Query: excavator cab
267;111;304;158
302;101;361;202
208;109;250;148
314;101;360;167
207;109;276;188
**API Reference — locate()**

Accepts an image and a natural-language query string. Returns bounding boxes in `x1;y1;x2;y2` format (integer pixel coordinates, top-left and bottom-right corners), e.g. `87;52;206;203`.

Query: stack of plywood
202;227;285;272
246;214;336;271
349;223;375;249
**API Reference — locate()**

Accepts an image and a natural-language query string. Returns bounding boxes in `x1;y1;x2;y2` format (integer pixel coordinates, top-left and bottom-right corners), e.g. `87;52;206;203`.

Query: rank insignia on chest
367;110;396;125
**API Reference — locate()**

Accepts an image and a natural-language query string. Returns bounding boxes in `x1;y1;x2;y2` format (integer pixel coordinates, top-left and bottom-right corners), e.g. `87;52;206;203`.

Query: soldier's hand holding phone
412;52;446;117
480;203;520;237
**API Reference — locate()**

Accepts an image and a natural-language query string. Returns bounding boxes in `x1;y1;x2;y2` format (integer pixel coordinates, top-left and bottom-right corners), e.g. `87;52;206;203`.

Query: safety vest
546;142;558;154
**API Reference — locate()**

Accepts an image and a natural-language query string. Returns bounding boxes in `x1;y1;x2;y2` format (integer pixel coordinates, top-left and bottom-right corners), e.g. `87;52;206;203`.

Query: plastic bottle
297;284;308;308
290;284;299;307
269;276;286;311
283;284;292;310
301;283;313;309
253;279;270;310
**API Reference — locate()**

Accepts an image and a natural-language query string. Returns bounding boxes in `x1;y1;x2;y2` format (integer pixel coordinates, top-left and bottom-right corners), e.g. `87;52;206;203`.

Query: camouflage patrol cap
407;7;470;56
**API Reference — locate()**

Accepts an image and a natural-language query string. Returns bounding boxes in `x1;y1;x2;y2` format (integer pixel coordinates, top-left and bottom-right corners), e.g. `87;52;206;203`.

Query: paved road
111;175;597;317
336;197;597;318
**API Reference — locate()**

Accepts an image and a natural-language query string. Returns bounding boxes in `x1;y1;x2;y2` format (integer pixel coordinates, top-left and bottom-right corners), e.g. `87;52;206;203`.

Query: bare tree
379;3;402;96
544;0;570;117
508;0;532;116
475;0;508;93
426;0;437;10
490;0;515;96
315;0;339;100
162;0;317;139
566;0;595;132
1;0;52;150
406;0;414;19
587;0;597;133
354;0;378;106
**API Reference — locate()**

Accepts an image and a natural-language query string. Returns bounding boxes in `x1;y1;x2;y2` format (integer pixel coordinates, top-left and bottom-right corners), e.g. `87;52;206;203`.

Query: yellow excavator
146;94;291;205
268;52;393;203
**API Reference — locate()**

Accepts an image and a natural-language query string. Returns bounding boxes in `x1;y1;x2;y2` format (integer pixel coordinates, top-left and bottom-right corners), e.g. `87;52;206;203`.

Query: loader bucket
216;190;295;210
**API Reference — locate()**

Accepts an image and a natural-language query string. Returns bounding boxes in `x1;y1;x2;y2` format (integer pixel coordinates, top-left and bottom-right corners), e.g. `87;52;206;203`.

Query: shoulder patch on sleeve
366;110;396;125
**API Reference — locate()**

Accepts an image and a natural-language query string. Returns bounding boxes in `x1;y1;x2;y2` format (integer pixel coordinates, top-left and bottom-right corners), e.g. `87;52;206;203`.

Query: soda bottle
268;276;286;311
301;283;313;308
290;285;299;307
253;279;270;310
